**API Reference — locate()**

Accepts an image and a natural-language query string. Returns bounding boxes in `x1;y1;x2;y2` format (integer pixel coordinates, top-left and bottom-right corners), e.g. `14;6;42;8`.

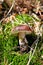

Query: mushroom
11;24;33;52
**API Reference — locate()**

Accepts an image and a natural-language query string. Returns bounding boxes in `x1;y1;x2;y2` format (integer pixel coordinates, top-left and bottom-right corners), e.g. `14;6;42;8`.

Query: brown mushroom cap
11;24;33;34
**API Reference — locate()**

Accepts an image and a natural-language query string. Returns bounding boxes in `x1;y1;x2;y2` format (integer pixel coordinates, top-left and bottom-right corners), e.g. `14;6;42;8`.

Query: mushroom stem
19;32;28;52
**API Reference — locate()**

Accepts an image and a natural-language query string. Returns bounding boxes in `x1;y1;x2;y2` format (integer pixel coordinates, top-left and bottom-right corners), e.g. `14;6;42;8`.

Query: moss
0;14;43;65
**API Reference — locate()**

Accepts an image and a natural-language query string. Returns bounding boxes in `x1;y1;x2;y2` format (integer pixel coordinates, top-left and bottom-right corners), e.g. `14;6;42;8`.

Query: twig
27;35;39;65
6;0;15;17
0;0;15;23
